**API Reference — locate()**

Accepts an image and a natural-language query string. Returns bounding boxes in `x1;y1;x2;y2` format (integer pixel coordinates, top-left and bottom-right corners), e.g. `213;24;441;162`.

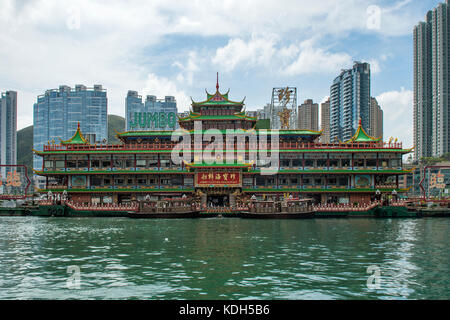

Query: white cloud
173;51;200;86
369;59;381;74
142;74;191;113
0;0;424;130
376;88;413;148
212;36;352;76
284;40;353;76
212;34;279;72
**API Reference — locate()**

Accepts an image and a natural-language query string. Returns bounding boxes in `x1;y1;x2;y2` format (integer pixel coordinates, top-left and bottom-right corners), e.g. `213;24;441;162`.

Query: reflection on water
0;217;449;300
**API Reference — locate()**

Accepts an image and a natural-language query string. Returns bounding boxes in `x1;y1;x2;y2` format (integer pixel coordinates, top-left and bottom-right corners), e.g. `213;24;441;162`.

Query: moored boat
128;198;201;219
241;198;314;219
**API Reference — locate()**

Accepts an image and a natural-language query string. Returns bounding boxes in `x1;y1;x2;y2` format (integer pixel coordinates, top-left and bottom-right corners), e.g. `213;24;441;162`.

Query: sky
0;0;445;148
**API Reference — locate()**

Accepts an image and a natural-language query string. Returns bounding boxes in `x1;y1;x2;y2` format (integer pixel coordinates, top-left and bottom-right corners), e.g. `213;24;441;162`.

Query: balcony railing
41;141;404;152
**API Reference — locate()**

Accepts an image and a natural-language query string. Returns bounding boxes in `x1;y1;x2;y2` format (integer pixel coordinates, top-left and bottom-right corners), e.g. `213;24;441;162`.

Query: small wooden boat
128;198;200;219
241;198;314;219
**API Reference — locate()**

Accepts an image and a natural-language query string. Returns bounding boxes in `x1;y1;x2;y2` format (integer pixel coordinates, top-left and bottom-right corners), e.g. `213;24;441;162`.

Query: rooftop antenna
216;72;219;91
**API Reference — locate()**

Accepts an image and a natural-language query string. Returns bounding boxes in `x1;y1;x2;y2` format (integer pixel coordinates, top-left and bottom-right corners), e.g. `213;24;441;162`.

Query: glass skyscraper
125;91;178;131
414;1;450;159
330;62;371;142
0;91;17;176
33;85;107;172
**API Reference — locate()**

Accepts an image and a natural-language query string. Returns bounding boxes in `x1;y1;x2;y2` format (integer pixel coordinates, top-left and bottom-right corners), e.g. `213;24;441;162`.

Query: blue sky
0;0;445;148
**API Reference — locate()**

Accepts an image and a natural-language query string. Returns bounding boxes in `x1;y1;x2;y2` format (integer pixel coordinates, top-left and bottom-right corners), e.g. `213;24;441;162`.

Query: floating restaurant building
33;82;414;208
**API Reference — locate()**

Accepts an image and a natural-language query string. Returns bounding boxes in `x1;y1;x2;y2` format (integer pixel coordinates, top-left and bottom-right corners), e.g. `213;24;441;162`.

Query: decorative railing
375;184;398;189
66;201;139;212
46;185;68;190
202;207;245;213
41;141;404;152
313;202;380;212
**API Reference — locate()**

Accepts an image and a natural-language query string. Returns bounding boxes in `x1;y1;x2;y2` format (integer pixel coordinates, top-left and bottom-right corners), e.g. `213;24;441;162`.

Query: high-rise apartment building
414;1;450;159
298;99;319;131
33;85;107;172
0;91;17;176
125;91;178;131
330;62;371;142
370;97;383;140
320;98;331;143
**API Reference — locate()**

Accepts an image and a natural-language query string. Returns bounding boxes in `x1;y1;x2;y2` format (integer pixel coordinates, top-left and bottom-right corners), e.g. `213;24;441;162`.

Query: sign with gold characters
195;171;242;188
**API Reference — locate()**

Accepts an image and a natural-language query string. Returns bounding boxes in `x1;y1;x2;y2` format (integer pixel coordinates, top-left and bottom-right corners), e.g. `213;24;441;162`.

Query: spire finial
77;122;80;129
216;72;219;91
358;118;362;126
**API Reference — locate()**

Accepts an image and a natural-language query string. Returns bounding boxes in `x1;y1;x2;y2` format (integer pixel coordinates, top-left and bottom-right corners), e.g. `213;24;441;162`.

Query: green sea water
0;217;448;300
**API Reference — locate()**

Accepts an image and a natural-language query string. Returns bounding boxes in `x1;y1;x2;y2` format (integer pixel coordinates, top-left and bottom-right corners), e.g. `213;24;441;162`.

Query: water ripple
0;217;449;299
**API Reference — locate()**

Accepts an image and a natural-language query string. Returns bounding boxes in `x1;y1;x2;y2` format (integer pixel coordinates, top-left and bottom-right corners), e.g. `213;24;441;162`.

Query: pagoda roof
178;110;256;122
191;73;245;107
346;120;382;143
116;128;322;138
60;123;89;145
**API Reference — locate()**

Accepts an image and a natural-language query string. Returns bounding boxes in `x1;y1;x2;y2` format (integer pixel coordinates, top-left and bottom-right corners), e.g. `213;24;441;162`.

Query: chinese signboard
430;171;446;190
195;171;242;187
129;112;177;130
0;165;31;199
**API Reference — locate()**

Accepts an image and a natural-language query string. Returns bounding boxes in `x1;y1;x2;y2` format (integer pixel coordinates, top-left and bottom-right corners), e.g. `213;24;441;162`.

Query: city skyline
414;0;450;159
0;0;446;150
0;91;17;176
32;84;108;175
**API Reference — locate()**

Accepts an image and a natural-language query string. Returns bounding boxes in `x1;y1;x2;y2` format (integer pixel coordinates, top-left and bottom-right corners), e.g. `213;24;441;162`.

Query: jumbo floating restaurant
33;80;414;212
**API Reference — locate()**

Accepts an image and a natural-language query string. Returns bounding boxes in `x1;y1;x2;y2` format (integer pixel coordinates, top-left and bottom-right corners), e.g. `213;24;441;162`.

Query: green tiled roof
347;120;382;143
60;124;89;145
34;148;411;155
117;129;322;137
179;114;257;121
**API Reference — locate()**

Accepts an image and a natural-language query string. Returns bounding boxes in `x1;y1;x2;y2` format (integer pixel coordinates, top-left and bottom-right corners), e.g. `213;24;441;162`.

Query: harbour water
0;217;449;300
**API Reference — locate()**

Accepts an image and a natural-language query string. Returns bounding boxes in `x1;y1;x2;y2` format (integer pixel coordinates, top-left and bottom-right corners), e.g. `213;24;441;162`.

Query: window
292;159;301;167
328;178;337;185
55;161;65;168
329;159;339;167
305;159;314;167
136;160;146;168
317;159;328;167
114;178;124;185
44;161;53;169
91;159;100;168
67;160;77;168
91;177;102;186
102;160;111;168
126;158;134;168
281;159;290;167
342;159;351;167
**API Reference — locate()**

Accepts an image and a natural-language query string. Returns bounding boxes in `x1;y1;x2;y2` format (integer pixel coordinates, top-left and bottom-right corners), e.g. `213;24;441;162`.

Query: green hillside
17;115;125;172
108;115;125;144
17;125;33;173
